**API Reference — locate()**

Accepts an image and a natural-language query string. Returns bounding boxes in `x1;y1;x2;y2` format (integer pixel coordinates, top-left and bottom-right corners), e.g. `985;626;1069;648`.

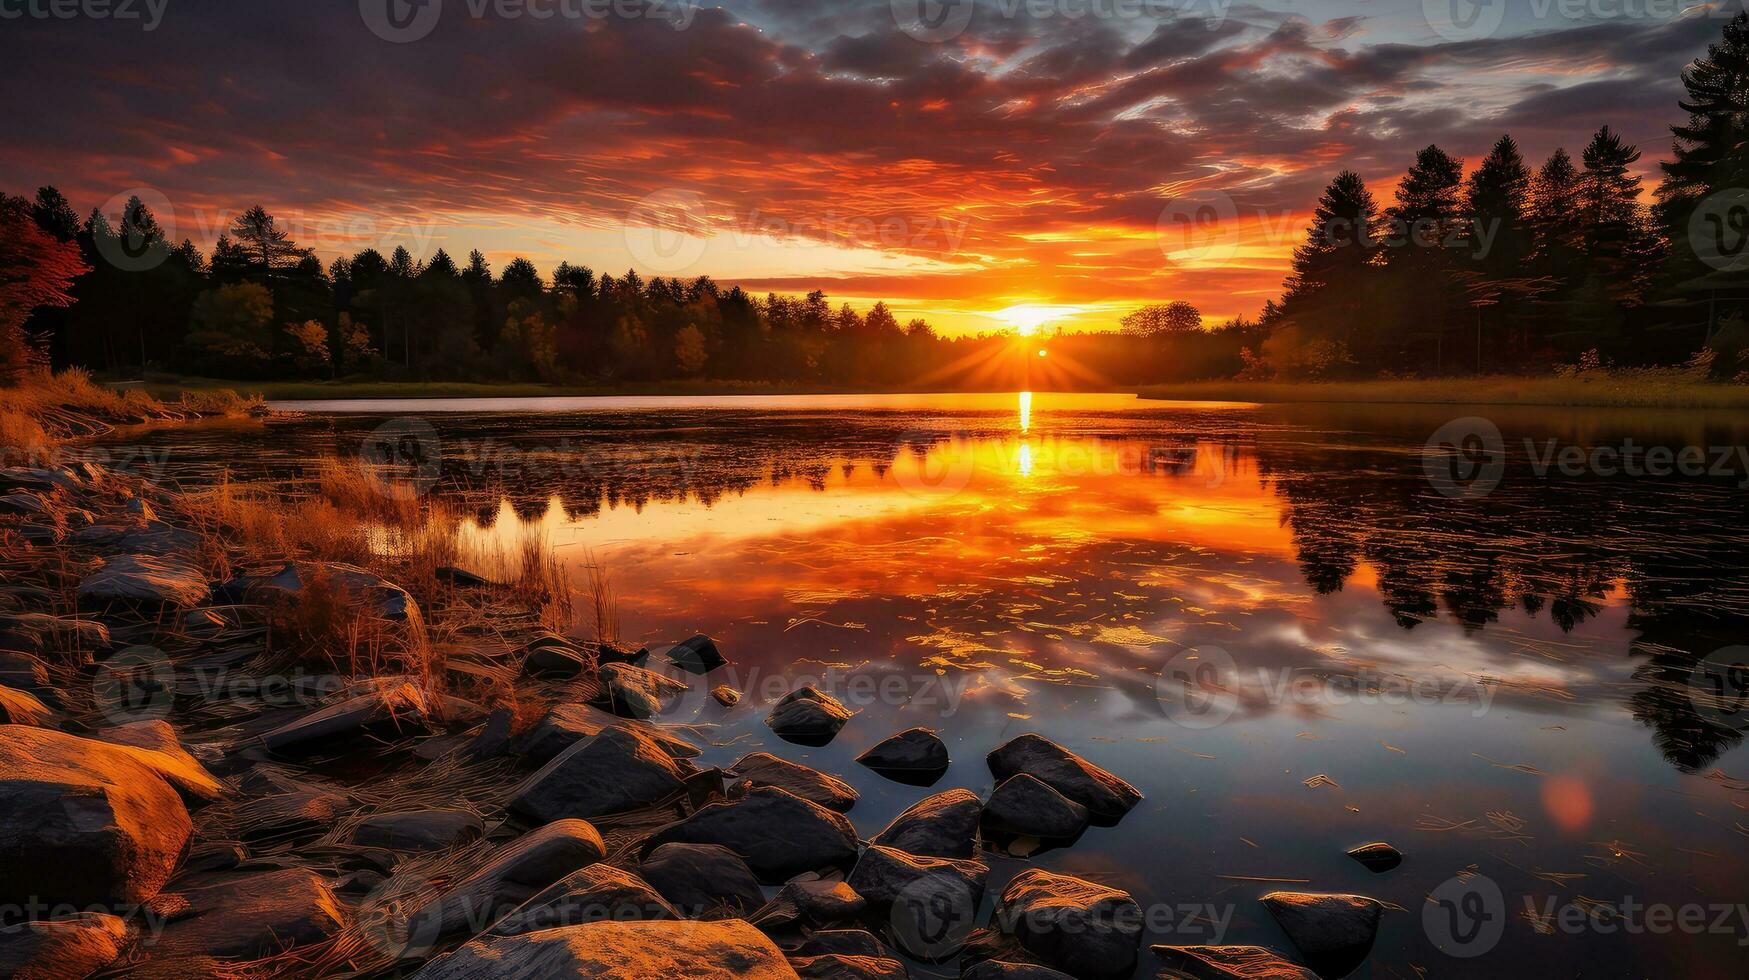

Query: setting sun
994;303;1083;336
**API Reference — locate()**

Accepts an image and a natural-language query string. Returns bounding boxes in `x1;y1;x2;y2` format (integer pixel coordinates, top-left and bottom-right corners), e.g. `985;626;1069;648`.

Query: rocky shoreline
0;451;1393;979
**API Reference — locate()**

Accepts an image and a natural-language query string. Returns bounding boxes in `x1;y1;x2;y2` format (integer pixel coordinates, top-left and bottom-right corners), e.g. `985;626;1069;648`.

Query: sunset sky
0;1;1721;334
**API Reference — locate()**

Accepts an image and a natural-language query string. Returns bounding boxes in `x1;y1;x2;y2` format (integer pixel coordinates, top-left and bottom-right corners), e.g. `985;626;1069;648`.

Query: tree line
5;14;1748;387
1255;14;1749;379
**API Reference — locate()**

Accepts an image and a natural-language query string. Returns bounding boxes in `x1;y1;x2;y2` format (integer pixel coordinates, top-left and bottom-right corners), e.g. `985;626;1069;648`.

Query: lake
103;392;1749;977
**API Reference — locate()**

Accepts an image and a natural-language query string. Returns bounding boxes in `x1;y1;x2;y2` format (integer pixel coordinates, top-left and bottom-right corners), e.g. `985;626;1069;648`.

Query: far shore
115;372;1749;410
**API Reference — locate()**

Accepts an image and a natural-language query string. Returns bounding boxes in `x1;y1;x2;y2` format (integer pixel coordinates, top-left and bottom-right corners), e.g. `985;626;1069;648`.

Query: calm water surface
113;393;1749;977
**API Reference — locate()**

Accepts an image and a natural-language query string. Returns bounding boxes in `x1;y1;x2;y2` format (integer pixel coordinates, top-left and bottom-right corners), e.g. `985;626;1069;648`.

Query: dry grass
1135;373;1749;409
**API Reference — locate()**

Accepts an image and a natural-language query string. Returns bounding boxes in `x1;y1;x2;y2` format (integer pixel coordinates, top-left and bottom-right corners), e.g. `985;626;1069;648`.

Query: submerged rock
0;726;196;906
1152;944;1319;980
144;868;345;960
1257;892;1382;980
986;734;1141;822
639;842;766;916
666;634;726;674
995;869;1144;980
0;912;130;978
643;785;859;882
730;751;860;812
593;662;690;719
764;686;853;744
1345;842;1402;873
850;845;986;961
871;788;982;859
712;684;743;706
489;865;679;936
413;918;799;980
350;808;485;852
77;554;209;613
856;728;950;785
982;774;1090;841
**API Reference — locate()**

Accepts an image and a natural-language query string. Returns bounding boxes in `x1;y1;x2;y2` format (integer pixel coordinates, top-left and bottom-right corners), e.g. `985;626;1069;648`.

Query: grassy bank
1135;375;1749;409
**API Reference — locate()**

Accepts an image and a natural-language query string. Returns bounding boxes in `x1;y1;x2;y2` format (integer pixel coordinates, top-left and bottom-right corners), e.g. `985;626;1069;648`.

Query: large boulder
0;684;54;726
643;786;859;882
509;726;685;823
0;727;196;906
986;735;1141;822
413;918;801;979
764;686;852;744
846;844;988;909
0;913;130;978
91;719;225;802
260;682;434;754
871;788;981;859
144;868;346;960
517;702;699;762
638;842;766;916
1257;892;1382;979
730;751;859;812
1152;944;1319;980
349;808;484;852
488;865;679;937
411;820;607;938
77;554;209;614
856;728;949;785
593;663;689;720
995;869;1144;980
982;774;1089;841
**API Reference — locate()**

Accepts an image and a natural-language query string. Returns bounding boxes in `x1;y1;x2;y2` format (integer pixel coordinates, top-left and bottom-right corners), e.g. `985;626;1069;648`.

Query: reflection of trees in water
1252;431;1749;772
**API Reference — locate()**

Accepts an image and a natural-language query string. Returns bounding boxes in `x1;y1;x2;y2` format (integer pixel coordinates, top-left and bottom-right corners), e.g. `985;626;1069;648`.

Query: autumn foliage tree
0;194;87;383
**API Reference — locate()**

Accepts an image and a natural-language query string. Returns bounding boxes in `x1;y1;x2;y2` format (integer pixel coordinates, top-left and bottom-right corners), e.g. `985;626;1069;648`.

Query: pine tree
1384;146;1468;366
1529;148;1585;288
1281;170;1381;326
1579;126;1657;306
1466;135;1531;272
30;187;80;243
1661;12;1749;206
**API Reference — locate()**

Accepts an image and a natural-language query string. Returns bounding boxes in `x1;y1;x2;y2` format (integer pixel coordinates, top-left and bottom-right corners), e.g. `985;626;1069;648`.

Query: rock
995;869;1144;980
521;640;592;677
0;613;110;656
0;684;54;726
412;918;800;979
350;808;485;852
778;879;867;923
467;707;514;759
871;788;981;859
0;649;59;707
855;728;949;785
412;819;608;938
711;684;743;706
665;634;726;674
847;844;988;910
595;642;650;665
731;751;859;812
230;787;350;845
0;491;48;515
518;701;700;762
510;726;686;823
0;726;195;906
144;868;345;960
77;554;209;613
0;466;82;494
593;662;689;719
986;734;1141;822
1257;892;1382;980
436;565;494;588
490;865;679;936
983;774;1090;841
765;687;853;745
639;842;766;916
260;682;434;754
183;840;248;873
0;912;130;978
1152;944;1319;980
963;962;1075;980
643;786;859;882
73;522;200;557
218;561;422;628
796;930;888;958
87;720;224;802
1345;842;1401;873
791;953;909;979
